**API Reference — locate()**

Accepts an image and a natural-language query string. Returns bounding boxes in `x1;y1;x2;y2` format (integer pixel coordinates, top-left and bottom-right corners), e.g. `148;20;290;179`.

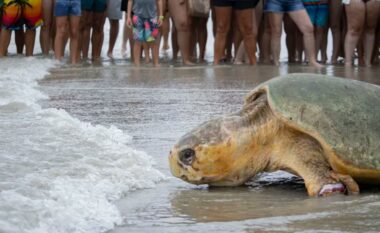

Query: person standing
78;0;107;62
40;0;55;55
54;0;81;64
303;0;329;63
106;0;123;59
0;0;43;57
212;0;259;65
167;0;193;65
344;0;380;67
127;0;163;66
264;0;323;67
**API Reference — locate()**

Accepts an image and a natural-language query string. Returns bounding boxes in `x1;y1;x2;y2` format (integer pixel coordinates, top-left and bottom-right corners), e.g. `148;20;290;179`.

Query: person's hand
157;15;164;27
127;16;133;27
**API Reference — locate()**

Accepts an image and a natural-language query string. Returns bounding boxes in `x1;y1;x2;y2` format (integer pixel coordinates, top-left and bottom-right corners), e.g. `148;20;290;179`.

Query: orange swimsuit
1;0;43;30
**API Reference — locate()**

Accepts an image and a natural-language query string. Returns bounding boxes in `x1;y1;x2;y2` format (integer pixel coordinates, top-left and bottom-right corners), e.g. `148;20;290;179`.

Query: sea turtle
169;74;380;196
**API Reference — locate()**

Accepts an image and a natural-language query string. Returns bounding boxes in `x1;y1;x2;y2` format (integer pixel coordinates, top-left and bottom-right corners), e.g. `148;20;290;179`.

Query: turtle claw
318;183;346;197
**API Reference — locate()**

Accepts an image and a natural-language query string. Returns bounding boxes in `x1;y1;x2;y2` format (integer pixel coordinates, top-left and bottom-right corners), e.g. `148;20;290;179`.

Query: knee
348;25;362;36
271;27;282;38
216;23;230;37
56;25;67;35
301;24;314;35
42;22;51;31
92;23;104;33
70;29;79;39
175;20;190;32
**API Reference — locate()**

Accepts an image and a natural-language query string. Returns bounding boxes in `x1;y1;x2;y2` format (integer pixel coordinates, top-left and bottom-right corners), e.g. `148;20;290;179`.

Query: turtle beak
169;148;180;177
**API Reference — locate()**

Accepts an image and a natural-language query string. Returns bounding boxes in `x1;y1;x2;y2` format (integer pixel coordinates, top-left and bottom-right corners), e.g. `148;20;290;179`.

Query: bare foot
183;60;195;66
107;51;114;59
345;61;353;68
309;61;324;68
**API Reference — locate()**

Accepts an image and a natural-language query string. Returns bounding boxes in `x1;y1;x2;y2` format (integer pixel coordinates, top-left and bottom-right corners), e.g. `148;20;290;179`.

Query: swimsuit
132;15;159;42
211;0;260;9
2;0;43;30
81;0;107;12
264;0;305;13
54;0;81;17
107;0;122;20
303;0;328;27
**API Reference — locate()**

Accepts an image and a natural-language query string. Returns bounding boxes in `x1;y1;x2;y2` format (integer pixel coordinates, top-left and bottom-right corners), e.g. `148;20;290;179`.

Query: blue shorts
54;0;81;16
304;3;329;27
264;0;305;13
81;0;107;12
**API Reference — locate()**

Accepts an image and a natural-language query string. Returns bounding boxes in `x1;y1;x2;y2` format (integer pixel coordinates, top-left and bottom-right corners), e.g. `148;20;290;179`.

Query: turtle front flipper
270;131;360;197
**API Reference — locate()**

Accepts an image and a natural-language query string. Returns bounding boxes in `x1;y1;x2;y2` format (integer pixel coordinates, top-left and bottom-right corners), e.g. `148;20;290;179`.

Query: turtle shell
247;74;380;171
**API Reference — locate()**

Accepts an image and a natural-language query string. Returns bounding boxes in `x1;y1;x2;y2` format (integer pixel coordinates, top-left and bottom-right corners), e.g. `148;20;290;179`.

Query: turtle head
169;117;256;187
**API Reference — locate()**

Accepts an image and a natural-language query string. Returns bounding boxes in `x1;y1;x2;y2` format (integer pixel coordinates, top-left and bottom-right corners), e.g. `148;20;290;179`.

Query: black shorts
121;0;128;11
212;0;260;9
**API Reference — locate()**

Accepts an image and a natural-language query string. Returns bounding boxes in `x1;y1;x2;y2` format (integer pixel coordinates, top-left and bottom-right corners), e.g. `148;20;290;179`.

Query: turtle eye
179;148;196;166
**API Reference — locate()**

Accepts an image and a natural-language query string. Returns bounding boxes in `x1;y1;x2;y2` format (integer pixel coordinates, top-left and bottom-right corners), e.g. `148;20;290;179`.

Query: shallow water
36;63;380;233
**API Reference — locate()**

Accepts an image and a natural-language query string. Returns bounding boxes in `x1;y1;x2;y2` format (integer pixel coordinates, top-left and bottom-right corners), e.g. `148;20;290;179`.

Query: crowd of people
0;0;379;68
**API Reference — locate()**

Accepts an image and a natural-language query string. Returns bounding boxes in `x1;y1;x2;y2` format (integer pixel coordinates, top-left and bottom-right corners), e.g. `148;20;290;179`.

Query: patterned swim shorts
2;0;43;30
132;15;160;43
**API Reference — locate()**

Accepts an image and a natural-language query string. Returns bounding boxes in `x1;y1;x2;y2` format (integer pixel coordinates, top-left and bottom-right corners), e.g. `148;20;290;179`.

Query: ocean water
0;58;165;233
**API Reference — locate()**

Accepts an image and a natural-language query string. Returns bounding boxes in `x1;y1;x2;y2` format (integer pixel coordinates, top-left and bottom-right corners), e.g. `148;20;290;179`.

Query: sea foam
0;58;165;233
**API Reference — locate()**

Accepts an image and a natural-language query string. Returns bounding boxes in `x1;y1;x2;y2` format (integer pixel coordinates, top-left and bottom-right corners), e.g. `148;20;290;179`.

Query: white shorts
107;0;122;20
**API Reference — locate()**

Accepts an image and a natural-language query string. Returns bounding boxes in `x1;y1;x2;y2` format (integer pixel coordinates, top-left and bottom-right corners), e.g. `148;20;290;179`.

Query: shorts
107;0;122;19
264;0;305;13
81;0;107;12
2;0;43;30
54;0;81;17
120;0;127;11
132;15;160;42
211;0;260;9
303;2;328;27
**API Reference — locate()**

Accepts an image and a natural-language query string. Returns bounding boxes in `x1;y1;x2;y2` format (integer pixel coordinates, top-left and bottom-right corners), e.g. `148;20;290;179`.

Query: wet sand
40;63;380;233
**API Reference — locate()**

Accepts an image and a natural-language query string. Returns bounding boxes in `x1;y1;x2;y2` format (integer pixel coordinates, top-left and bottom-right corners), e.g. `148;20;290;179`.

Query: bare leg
92;12;106;62
330;0;343;64
168;0;193;65
107;19;120;59
55;16;68;61
79;11;93;60
284;15;296;63
161;12;170;50
235;8;257;65
151;41;160;66
143;43;150;63
69;15;81;64
121;13;129;58
24;29;36;56
344;0;365;67
268;12;283;66
363;0;380;67
0;30;12;57
315;26;324;62
133;41;142;66
288;9;323;68
213;6;232;65
171;24;179;60
260;15;271;64
15;29;25;54
320;27;328;64
40;0;54;55
197;17;208;63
